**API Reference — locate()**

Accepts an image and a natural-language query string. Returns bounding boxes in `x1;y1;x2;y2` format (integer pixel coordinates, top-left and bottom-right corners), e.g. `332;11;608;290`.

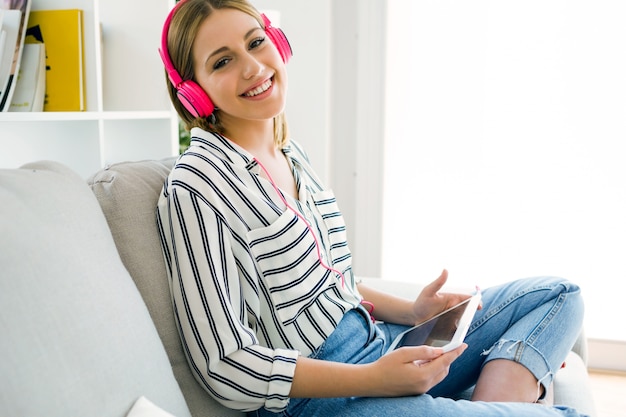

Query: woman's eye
211;36;265;70
213;57;230;70
250;37;266;50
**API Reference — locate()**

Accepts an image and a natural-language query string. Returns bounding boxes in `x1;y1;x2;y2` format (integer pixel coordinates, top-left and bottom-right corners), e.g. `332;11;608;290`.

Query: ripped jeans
425;276;584;401
250;276;588;417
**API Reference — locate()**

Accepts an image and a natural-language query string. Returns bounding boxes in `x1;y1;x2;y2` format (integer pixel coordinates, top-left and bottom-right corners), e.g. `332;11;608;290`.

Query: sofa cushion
88;159;242;417
553;351;597;417
0;162;191;417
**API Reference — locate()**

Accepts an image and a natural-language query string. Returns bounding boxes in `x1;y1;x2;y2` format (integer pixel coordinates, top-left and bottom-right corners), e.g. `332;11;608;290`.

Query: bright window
382;0;626;341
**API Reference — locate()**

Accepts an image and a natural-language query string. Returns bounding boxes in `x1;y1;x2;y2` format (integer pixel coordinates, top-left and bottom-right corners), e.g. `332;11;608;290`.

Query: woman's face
192;8;288;125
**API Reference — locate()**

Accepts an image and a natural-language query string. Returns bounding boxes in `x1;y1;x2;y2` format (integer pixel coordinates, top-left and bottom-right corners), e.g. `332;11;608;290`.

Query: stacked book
0;0;85;112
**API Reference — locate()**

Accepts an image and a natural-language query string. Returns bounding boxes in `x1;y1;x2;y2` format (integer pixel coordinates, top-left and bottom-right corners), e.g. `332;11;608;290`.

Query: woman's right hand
366;343;467;397
290;343;466;398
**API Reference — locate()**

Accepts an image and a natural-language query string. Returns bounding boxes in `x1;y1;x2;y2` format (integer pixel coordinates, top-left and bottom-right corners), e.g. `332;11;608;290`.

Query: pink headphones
158;0;293;118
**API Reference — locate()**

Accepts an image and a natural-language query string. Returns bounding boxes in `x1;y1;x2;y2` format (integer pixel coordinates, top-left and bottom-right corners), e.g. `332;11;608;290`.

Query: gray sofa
0;158;597;417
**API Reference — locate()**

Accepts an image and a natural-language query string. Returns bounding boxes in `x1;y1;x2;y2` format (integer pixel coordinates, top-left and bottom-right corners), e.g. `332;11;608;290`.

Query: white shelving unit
0;0;178;178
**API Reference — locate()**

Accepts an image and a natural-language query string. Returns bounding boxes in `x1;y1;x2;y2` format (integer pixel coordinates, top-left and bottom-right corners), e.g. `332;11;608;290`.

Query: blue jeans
250;276;587;417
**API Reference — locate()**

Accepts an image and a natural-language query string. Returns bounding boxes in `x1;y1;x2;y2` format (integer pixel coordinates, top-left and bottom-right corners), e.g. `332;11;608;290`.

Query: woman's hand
290;343;467;398
411;269;474;325
366;343;468;397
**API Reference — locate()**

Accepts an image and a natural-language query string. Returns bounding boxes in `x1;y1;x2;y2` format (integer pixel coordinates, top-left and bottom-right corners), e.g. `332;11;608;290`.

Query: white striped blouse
156;128;363;412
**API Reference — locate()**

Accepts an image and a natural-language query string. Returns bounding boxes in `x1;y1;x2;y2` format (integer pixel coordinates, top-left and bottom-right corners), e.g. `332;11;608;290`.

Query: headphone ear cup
265;25;292;63
176;79;215;118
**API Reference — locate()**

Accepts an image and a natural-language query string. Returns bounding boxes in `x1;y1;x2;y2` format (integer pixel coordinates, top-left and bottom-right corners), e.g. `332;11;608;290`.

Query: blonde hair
165;0;289;148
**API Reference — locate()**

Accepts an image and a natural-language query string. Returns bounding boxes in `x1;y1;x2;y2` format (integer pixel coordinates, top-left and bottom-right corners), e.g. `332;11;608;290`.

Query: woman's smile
242;77;273;98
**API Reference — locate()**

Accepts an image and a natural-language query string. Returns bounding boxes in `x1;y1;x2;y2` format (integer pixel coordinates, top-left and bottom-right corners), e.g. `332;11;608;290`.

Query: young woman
157;1;588;416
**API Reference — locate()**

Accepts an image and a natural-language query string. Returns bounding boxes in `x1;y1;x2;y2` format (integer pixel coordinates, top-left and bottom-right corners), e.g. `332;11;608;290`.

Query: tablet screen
393;297;473;349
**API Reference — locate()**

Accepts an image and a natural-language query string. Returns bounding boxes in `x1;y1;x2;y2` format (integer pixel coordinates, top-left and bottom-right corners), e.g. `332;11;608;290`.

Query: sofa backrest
88;159;243;417
0;161;191;417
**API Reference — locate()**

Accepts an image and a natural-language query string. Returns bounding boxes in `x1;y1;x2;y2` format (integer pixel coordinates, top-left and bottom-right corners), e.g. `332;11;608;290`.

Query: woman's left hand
411;269;474;325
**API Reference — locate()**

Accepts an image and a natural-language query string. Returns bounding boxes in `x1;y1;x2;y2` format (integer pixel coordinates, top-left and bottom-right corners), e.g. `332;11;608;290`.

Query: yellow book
25;9;84;111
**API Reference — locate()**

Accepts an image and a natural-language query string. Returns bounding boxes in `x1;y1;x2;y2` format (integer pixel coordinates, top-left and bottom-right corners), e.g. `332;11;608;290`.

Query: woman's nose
241;53;264;79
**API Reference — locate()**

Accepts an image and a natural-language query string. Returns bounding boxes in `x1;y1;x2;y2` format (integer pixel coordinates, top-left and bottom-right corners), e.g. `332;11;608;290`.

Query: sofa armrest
358;276;423;299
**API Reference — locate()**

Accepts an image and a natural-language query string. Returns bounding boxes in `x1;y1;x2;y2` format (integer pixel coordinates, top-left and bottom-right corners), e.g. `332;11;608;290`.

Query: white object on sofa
127;396;178;417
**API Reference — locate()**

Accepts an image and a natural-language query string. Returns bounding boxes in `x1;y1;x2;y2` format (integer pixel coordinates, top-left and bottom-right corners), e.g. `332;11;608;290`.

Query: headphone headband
159;0;185;88
158;0;292;119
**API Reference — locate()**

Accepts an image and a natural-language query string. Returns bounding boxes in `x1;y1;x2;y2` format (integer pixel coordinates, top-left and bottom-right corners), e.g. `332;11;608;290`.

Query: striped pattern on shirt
157;128;362;412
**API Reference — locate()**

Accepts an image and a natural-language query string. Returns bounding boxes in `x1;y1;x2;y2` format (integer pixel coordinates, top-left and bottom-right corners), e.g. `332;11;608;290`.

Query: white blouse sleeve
158;185;298;412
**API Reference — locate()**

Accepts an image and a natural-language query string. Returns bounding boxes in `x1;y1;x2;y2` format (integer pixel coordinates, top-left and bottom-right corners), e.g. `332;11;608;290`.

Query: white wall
329;1;386;277
382;0;626;344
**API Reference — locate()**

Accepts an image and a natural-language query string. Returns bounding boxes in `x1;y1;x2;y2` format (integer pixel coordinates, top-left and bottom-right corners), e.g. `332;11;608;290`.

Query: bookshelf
0;0;178;178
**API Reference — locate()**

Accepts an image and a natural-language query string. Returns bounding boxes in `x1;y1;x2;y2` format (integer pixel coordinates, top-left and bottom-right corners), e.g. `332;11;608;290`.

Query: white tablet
387;291;482;353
